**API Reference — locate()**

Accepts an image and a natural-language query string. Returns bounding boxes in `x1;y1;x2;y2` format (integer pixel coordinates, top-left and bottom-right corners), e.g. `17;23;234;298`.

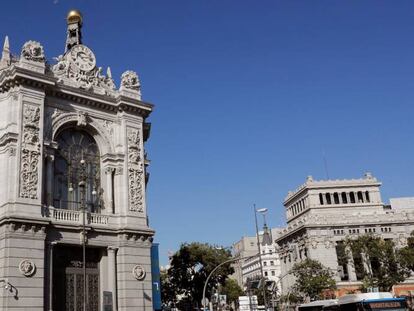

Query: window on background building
350;192;356;203
365;191;370;202
264;262;267;266
319;193;324;205
357;191;364;203
264;271;268;276
333;192;340;204
341;192;348;203
271;271;275;276
270;261;274;265
269;249;272;254
326;193;332;204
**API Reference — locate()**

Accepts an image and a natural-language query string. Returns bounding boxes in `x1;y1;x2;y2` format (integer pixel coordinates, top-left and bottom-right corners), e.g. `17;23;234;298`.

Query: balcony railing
44;205;109;226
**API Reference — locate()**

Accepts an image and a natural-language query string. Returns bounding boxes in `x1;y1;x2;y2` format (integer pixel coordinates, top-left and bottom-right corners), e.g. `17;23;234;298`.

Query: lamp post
254;205;268;310
202;254;258;311
78;159;87;311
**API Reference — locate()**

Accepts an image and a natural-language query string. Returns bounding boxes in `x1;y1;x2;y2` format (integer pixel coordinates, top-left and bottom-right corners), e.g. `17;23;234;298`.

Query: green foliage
289;259;336;301
220;279;244;305
161;242;234;309
345;234;412;292
397;231;414;272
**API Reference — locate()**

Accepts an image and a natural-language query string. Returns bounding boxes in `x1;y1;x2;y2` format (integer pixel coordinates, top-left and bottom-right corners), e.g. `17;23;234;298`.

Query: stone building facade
0;11;154;311
275;173;414;297
232;227;282;292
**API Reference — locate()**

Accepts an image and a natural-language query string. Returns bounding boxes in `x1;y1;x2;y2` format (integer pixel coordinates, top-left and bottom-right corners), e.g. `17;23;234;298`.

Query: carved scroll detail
20;104;41;199
127;127;144;212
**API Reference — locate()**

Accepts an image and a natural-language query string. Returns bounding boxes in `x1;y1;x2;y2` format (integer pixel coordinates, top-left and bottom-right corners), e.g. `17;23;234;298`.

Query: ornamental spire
1;35;11;65
65;10;83;52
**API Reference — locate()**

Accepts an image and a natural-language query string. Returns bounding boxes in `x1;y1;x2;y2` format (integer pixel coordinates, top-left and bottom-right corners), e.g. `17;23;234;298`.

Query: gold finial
67;10;83;25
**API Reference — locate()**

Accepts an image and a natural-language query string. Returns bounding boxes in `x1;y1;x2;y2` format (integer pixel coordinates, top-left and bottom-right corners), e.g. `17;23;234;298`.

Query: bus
298;293;408;311
333;292;408;311
298;299;338;311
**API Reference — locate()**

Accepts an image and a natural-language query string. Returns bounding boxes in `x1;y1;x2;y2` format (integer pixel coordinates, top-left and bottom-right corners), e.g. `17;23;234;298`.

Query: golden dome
67;10;83;25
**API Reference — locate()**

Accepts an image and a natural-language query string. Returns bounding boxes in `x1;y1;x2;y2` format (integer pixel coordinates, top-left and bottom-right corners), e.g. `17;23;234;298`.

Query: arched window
53;129;101;212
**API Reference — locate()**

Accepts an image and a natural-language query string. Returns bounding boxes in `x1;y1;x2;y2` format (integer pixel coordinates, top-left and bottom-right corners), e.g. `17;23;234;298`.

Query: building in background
275;173;414;297
232;227;282;293
0;10;155;311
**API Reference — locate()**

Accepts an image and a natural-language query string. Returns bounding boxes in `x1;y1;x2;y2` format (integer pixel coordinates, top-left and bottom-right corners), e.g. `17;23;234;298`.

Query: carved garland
20;104;41;199
127;127;144;212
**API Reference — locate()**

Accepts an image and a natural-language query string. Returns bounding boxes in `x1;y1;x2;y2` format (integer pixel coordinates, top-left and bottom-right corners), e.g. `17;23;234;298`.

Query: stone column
105;167;114;213
346;192;351;203
46;155;54;206
108;246;118;311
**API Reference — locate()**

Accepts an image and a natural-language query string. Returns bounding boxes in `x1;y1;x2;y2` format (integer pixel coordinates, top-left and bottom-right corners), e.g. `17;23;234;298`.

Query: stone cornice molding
0;65;153;118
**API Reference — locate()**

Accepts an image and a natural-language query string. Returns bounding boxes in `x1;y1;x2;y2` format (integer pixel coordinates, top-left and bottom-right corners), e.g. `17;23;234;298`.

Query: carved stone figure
121;70;141;91
19;259;36;277
132;265;146;280
21;41;45;62
77;111;88;127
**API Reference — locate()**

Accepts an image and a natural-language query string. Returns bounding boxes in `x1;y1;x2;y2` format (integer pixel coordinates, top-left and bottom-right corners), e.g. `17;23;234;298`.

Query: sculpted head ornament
21;41;45;62
121;70;141;91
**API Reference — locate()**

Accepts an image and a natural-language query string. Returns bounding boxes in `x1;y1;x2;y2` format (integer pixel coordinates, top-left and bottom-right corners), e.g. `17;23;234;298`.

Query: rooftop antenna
322;149;330;179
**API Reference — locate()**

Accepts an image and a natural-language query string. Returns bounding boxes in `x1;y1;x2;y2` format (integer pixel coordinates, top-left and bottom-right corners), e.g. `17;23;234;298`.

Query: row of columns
319;191;370;206
287;197;307;218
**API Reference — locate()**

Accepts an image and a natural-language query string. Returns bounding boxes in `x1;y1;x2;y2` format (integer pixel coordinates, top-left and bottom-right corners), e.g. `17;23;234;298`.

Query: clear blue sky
2;1;414;265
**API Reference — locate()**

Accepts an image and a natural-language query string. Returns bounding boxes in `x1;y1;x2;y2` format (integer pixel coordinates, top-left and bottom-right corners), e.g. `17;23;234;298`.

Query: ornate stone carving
77;111;88;127
132;265;146;280
115;167;123;175
21;41;45;62
19;259;36;277
97;119;114;138
51;50;116;92
121;70;140;91
20;104;41;199
127;127;144;212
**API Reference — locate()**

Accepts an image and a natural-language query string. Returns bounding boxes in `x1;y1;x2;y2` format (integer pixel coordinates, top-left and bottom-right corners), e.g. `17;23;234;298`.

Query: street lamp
254;205;268;309
78;159;87;311
202;254;258;311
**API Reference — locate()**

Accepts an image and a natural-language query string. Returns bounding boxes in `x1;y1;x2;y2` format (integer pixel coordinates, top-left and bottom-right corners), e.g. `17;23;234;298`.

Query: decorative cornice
0;65;153;118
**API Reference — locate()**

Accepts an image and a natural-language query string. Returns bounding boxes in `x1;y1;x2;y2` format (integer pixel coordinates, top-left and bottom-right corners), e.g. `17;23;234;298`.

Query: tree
345;234;412;292
397;231;414;273
220;278;244;306
289;259;336;301
162;242;234;310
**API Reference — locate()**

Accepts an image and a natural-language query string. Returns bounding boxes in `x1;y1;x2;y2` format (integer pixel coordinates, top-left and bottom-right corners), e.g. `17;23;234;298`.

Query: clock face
69;44;96;72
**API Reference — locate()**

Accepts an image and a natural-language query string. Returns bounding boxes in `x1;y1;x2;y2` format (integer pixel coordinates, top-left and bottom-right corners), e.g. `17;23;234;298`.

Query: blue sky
2;1;414;265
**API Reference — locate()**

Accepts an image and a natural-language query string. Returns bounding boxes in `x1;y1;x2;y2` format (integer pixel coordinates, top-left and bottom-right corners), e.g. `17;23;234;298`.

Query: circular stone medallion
19;259;36;277
132;265;146;280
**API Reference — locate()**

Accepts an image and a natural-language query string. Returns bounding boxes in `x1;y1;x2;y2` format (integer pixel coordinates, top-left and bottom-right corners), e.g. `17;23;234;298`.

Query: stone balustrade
46;206;110;226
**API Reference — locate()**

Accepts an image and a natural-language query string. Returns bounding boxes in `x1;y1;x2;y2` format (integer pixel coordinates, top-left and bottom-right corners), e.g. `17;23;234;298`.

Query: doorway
53;245;101;311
